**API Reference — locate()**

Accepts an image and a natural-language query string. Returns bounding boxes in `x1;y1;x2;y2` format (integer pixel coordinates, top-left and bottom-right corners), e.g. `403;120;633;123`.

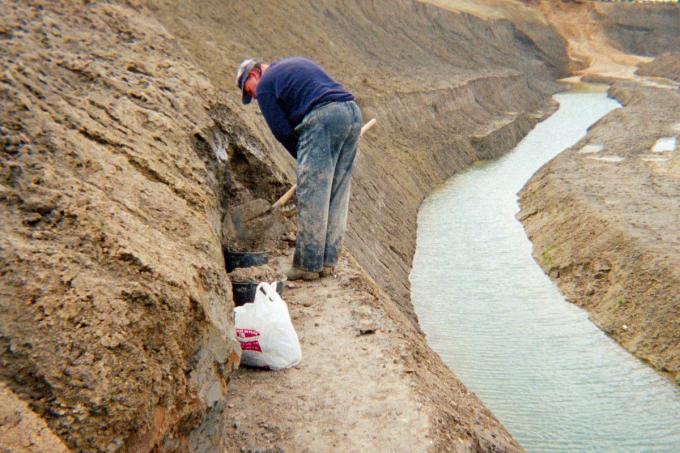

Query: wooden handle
361;118;377;135
273;118;377;209
272;184;297;209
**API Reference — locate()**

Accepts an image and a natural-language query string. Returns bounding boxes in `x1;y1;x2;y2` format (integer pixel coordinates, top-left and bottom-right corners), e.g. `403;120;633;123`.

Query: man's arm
257;91;298;158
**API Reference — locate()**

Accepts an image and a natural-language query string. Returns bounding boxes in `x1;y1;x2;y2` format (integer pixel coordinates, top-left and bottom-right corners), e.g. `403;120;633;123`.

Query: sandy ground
217;251;521;452
0;383;70;453
222;253;431;452
536;0;652;81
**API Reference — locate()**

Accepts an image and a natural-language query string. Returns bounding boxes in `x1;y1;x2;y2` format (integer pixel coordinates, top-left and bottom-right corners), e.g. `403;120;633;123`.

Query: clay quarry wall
2;0;571;450
149;0;569;325
0;2;268;450
596;3;680;56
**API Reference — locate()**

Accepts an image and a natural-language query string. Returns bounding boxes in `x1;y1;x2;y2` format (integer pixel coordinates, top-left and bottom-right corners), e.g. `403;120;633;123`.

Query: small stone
358;319;377;335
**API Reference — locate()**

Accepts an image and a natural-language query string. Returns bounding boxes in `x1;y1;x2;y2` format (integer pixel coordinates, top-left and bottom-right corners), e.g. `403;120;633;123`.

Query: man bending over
236;57;362;281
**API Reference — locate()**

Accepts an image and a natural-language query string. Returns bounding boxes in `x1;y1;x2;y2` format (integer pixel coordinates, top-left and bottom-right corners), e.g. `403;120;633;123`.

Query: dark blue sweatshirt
256;57;354;158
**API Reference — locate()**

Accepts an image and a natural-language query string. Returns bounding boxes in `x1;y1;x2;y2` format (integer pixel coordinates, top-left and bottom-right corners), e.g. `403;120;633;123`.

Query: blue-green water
410;86;680;452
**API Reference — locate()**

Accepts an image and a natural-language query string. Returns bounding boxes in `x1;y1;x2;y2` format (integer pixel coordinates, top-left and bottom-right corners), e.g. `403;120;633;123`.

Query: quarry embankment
518;76;680;385
518;3;680;385
0;0;573;450
148;0;568;326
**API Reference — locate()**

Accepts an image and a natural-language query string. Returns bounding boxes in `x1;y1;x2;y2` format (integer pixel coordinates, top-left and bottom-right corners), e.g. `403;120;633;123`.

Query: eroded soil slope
637;52;680;83
0;2;250;450
148;0;568;325
597;3;680;57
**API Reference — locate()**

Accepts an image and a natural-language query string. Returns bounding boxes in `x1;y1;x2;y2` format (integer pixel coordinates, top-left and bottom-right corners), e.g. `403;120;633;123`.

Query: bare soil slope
1;2;244;450
519;81;680;382
535;0;654;81
148;0;568;326
597;3;680;57
637;52;680;83
1;0;573;451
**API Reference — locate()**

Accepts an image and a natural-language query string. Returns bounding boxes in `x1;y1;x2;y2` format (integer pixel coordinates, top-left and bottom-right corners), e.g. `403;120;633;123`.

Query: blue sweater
256;57;354;158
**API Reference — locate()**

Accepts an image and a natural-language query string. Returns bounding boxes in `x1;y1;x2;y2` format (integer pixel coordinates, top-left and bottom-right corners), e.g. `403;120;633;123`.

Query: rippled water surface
410;87;680;452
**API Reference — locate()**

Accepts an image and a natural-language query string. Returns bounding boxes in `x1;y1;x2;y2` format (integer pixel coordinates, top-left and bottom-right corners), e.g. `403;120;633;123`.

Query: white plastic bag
234;281;302;370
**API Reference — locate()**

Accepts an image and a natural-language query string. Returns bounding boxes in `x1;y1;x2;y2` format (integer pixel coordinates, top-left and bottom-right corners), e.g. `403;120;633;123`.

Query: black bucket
232;280;285;307
224;248;268;273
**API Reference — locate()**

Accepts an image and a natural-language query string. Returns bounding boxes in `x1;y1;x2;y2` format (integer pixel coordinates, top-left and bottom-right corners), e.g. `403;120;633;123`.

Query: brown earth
1;0;568;450
144;0;573;450
0;1;248;450
519;4;680;384
148;0;568;327
228;265;281;284
199;252;520;452
519;80;680;383
637;52;680;83
0;383;69;453
3;0;676;451
596;3;680;57
533;0;653;81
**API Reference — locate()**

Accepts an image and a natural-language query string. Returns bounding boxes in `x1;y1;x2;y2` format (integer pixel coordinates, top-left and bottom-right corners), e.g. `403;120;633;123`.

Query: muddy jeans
293;100;362;272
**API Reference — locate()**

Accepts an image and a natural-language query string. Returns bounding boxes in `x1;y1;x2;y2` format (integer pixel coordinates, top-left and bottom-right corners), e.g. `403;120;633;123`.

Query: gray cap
236;58;257;104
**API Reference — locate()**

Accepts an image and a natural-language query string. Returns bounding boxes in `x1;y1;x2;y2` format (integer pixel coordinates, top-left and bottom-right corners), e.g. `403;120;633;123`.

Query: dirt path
212;251;522;452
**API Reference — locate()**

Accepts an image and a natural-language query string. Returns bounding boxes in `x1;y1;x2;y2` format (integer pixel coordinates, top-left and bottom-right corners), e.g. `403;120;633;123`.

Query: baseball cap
236;58;258;105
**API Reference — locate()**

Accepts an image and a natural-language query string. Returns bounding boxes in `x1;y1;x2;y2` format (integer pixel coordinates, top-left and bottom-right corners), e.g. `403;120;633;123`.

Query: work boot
320;265;335;278
286;266;319;281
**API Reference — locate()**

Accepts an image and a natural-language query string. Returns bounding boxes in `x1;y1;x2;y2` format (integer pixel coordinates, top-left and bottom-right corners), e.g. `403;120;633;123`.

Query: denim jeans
293;101;362;272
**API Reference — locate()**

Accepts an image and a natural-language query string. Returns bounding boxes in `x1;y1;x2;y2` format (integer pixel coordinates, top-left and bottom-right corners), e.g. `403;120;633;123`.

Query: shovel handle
272;184;297;209
360;118;377;135
272;118;377;209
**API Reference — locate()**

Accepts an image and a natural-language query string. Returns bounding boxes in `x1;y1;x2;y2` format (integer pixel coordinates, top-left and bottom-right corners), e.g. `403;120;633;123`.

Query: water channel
410;85;680;452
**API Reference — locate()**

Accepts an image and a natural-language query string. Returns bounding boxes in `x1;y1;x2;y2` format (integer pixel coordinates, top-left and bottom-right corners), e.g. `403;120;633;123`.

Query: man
236;57;362;281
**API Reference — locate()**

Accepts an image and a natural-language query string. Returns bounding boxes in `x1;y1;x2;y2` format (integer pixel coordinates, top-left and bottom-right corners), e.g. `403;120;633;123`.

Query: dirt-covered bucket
224;247;269;273
232;281;285;306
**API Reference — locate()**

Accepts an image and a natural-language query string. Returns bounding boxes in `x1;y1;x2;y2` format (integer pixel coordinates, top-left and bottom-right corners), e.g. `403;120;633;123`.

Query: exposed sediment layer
596;3;680;57
149;0;567;325
0;383;69;453
2;0;570;450
518;80;680;383
637;52;680;83
0;2;245;450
